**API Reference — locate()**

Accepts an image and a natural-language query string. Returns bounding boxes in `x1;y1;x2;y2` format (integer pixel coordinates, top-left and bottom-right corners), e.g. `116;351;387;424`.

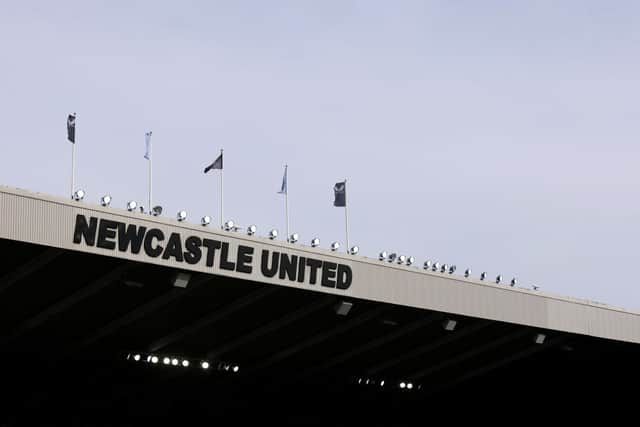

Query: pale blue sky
1;1;639;308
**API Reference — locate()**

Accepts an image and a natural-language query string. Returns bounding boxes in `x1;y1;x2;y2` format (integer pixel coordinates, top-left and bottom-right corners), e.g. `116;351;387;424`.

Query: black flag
204;152;223;173
67;113;76;143
333;181;346;207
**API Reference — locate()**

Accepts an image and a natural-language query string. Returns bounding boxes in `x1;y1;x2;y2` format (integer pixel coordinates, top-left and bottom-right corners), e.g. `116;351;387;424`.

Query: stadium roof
1;186;638;424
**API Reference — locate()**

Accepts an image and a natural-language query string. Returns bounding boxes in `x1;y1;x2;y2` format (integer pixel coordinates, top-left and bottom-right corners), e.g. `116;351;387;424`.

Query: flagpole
344;178;350;252
220;149;224;229
71;139;75;199
148;133;152;214
284;165;290;239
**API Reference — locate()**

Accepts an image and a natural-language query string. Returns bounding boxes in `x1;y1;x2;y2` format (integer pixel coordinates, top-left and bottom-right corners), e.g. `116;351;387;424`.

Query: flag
204;152;223;173
333;181;346;207
67;113;76;143
278;166;287;194
144;131;152;160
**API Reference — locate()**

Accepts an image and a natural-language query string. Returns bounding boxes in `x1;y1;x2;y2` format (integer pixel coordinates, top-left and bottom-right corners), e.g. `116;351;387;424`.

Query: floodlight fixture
330;242;340;252
480;272;487;281
534;333;546;344
100;195;112;207
441;264;448;273
407;383;414;390
72;189;85;201
163;357;170;365
177;210;187;222
464;268;471;278
201;216;211;226
433;262;440;272
397;255;406;264
247;225;257;236
232;365;240;373
268;229;278;240
424;260;432;270
443;319;457;331
379;251;388;261
311;238;320;247
150;356;159;364
406;256;415;266
449;265;456;274
496;275;502;284
388;253;397;263
349;246;359;255
151;205;163;216
399;382;406;389
182;360;189;367
510;278;517;287
126;200;137;212
224;220;235;231
171;358;179;366
288;233;299;243
201;361;210;370
133;354;141;362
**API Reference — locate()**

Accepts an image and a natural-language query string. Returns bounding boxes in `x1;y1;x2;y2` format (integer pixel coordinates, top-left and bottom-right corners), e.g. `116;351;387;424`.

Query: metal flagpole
148;132;152;213
344;178;350;252
284;165;290;239
71;140;75;198
220;149;224;229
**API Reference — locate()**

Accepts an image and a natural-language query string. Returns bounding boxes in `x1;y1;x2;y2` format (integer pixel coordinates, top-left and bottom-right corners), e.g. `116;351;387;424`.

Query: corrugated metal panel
2;186;640;344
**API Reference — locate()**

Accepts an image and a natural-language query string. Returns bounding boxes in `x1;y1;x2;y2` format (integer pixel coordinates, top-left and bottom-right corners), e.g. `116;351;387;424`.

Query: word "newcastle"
72;215;352;290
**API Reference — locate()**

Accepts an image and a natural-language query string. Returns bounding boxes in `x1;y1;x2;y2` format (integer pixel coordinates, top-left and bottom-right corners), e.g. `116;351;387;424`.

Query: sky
1;1;639;309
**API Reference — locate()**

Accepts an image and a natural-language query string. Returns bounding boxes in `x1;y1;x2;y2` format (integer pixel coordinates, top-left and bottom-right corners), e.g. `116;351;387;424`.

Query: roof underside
0;238;638;424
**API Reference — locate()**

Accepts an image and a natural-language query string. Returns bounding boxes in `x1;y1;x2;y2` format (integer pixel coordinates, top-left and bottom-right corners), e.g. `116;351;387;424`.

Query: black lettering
97;219;118;250
202;239;221;267
73;214;97;246
297;256;306;283
305;258;322;285
279;253;298;281
144;228;164;257
236;245;254;274
261;250;279;278
117;223;146;254
219;242;235;271
162;232;184;262
336;264;352;290
184;236;202;265
321;261;337;288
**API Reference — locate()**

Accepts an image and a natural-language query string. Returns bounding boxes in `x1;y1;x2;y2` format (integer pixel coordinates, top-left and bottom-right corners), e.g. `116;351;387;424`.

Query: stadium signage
72;214;352;290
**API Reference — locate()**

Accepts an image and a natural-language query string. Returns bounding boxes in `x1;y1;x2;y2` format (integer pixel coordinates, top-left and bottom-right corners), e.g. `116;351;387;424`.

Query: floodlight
100;195;112;207
349;246;359;255
182;360;189;367
201;216;211;226
268;229;278;239
379;251;388;260
464;268;471;278
495;275;502;284
126;200;137;211
247;225;257;236
407;383;414;390
397;255;406;264
449;265;456;274
534;333;546;344
510;278;517;287
139;206;145;213
432;262;440;272
151;205;163;216
163;357;170;365
171;358;179;366
201;361;210;370
288;233;299;243
177;210;187;222
330;242;340;252
388;253;397;263
72;189;85;201
406;256;415;266
232;365;240;373
480;272;487;281
150;356;159;364
441;264;448;273
224;220;235;231
133;354;141;362
424;260;432;270
380;380;385;387
399;382;406;389
311;238;320;247
443;319;457;331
